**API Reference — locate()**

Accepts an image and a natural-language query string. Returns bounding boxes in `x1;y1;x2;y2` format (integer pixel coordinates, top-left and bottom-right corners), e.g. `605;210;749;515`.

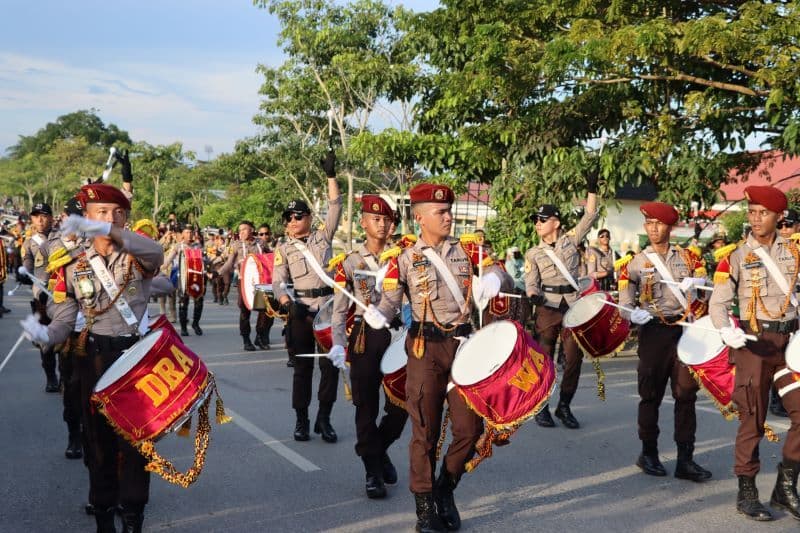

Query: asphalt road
0;286;798;532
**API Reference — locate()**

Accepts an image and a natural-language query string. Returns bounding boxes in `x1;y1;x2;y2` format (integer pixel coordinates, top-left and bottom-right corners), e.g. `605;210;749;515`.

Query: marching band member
330;195;408;499
21;202;59;392
586;228;617;291
163;224;205;337
523;173;598;429
709;186;800;522
273;150;342;442
20;183;163;533
617;201;712;482
364;183;512;532
217;220;269;351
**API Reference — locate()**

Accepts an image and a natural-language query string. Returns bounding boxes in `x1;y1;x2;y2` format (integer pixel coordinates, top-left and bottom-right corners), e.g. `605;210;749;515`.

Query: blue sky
0;0;437;158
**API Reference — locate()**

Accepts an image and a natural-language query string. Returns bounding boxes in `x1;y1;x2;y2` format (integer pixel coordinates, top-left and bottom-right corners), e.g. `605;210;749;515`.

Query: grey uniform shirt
22;230;52;298
377;236;512;325
524;207;599;308
273;196;343;311
586;246;615;280
47;231;164;345
331;243;394;347
217;239;264;277
709;234;799;330
619;245;698;317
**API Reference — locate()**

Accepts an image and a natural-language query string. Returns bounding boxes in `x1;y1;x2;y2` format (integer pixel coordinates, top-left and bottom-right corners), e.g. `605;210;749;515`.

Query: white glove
374;264;389;294
472;272;502;307
720;326;747;349
327;344;346;370
20;313;49;345
629;307;653;325
679;276;706;293
61;214;111;238
363;304;389;330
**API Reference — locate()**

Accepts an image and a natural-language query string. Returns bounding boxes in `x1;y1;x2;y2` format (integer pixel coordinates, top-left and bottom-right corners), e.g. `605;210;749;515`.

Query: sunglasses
258;232;271;236
778;221;794;229
284;213;307;222
598;234;610;239
535;215;551;223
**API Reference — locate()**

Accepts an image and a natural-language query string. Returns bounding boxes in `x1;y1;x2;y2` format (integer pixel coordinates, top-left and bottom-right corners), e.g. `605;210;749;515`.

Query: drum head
94;331;162;393
677;316;727;365
313;298;334;332
787;332;800;373
381;329;408;374
240;255;263;310
451;321;517;386
563;292;608;328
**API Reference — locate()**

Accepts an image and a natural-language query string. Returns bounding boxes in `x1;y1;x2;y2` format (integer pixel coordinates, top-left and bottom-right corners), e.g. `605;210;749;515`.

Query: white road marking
224;408;320;472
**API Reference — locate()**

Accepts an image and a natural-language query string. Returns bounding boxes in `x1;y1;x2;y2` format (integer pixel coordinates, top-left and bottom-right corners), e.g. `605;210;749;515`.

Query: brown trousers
636;321;699;444
534;303;582;402
405;335;483;494
732;330;800;476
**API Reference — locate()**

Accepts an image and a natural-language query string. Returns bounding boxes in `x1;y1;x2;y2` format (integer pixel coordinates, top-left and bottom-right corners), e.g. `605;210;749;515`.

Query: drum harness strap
542;248;580;292
746;243;800;332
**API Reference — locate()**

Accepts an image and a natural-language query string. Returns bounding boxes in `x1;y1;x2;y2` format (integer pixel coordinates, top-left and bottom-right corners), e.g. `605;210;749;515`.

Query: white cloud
0;52;264;155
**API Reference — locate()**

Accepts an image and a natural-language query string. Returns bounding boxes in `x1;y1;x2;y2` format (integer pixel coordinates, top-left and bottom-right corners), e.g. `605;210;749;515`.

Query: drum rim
451;321;517;386
562;292;609;328
380;329;408;374
94;330;162;392
676;315;727;365
313;298;334;332
786;332;800;373
241;254;265;309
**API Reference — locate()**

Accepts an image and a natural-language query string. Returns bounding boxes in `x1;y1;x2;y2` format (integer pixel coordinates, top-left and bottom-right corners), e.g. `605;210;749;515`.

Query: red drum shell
451;321;555;428
577;276;601;297
148;314;178;338
313;298;355;353
562;292;630;358
380;330;408;407
239;253;273;310
91;328;210;444
180;248;205;298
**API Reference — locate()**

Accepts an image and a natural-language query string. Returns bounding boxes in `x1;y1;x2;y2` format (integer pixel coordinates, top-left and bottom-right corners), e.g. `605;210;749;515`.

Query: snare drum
148;313;178;338
677;316;735;418
577;276;600;297
485;290;531;326
313;298;355;352
179;247;205;298
380;329;408;408
240;253;273;310
562;292;630;357
91;327;228;487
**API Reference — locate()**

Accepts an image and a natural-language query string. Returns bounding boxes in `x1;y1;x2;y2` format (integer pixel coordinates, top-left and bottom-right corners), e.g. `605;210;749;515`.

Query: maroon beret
640;201;679;225
409;183;455;205
76;184;131;211
360;195;394;217
744;185;787;214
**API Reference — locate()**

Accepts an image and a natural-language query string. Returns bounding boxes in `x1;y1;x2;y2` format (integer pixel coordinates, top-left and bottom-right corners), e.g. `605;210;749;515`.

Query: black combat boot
363;455;387;499
382;452;398;485
737;475;773;521
415;492;446;533
180;323;190;336
554;398;579;429
192;321;203;336
770;461;800;520
254;333;267;349
294;408;310;441
94;507;117;533
770;387;788;418
636;440;666;476
287;354;296;367
314;402;338;443
120;507;144;533
534;404;555;428
45;369;59;393
65;431;82;460
242;335;256;351
674;442;712;482
434;466;461;531
259;332;270;350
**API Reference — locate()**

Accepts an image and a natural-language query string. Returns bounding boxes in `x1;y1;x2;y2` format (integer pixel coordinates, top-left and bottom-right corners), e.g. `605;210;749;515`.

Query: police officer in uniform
21;202;59;391
21;183;164;533
330;195;408;499
364;183;512;533
218;220;270;351
524;173;598;428
586;228;617;291
710;186;800;522
273;150;342;442
164;224;205;336
617;201;712;482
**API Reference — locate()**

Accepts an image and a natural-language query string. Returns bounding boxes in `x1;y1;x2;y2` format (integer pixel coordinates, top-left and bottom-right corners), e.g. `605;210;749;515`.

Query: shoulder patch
273;249;283;266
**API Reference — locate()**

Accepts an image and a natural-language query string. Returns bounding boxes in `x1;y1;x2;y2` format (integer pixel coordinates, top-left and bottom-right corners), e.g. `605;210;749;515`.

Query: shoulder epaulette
380;246;402;263
687;244;702;258
46;245;82;273
327;252;348;270
614;254;633;271
397;234;417;249
713;243;738;263
789;232;800;243
132;219;158;239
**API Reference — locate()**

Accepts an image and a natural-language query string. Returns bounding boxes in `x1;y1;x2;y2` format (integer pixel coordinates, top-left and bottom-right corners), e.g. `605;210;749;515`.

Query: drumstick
294;353;327;358
7;282;22;296
296;246;370;313
499;292;522;299
17;266;53;299
0;333;26;375
659;280;713;292
675;321;758;342
603;300;635;313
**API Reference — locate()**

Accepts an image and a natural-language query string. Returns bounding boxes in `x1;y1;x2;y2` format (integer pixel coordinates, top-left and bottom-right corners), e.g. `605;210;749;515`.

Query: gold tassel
74;327;89;357
211;375;232;424
764;423;780;443
354;321;366;354
413;333;425;359
592;358;606;401
342;372;352;402
435;408;450;461
177;418;192;437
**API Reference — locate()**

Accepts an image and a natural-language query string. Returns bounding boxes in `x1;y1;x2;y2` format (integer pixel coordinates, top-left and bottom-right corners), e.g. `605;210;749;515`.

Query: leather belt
294;287;334;298
743;319;798;335
410;321;472;339
542;284;576;295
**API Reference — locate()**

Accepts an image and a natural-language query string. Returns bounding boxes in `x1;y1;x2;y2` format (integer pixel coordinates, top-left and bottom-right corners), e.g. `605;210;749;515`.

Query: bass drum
239;253;273;311
380;329;408;408
179;247;205;298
